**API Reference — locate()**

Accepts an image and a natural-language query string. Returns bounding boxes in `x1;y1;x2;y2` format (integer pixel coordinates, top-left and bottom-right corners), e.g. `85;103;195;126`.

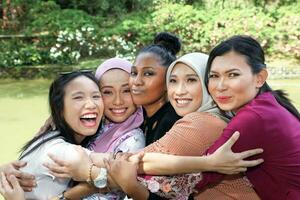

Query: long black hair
20;71;101;159
205;35;300;119
136;32;181;67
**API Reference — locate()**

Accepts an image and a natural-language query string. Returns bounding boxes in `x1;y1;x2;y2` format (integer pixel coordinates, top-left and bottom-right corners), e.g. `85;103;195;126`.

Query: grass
0;78;299;200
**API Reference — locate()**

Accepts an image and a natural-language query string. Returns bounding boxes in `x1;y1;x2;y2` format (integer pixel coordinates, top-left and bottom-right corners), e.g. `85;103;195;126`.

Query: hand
0;161;36;192
44;145;92;181
0;172;25;200
103;153;142;193
208;131;264;174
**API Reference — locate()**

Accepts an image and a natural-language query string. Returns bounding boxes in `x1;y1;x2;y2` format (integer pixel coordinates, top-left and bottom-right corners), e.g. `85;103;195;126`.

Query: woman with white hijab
107;53;261;199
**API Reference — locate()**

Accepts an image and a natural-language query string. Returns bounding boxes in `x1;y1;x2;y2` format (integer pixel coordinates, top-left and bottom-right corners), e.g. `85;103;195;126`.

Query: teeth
111;108;126;114
81;114;97;119
176;99;190;104
132;89;142;94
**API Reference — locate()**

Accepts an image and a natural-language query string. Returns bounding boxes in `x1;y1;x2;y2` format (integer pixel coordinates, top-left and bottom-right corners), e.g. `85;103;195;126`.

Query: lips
216;96;232;103
174;98;192;107
80;112;98;128
131;88;144;95
110;108;127;115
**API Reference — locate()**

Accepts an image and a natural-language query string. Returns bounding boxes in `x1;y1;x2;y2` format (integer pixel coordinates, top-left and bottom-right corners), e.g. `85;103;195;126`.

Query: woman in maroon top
196;35;300;200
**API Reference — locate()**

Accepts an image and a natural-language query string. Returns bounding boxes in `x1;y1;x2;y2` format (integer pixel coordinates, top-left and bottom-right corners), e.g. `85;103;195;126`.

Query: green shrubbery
0;0;300;69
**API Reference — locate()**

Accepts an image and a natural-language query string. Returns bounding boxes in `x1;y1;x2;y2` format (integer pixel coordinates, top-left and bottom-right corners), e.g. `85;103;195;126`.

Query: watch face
94;168;107;188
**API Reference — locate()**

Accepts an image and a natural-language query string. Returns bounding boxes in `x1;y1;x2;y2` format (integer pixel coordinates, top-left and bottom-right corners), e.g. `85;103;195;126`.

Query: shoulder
177;112;227;129
116;128;145;152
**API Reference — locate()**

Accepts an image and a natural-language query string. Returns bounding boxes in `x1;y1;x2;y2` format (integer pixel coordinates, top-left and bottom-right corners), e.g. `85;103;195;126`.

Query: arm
0;172;25;200
103;155;150;200
0;161;36;192
61;182;98;200
133;129;263;175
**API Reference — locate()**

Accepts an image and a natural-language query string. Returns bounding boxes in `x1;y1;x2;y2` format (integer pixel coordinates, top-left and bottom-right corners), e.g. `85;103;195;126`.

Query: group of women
0;32;299;200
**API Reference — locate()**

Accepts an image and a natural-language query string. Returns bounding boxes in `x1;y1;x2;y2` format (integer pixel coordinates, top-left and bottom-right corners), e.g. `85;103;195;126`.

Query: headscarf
91;57;144;152
166;52;230;122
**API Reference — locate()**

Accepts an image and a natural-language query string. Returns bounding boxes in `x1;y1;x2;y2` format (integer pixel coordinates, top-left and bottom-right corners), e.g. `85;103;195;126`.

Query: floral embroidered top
138;112;260;200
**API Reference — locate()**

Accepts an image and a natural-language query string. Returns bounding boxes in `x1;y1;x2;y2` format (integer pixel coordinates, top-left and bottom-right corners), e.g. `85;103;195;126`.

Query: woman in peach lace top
132;52;261;199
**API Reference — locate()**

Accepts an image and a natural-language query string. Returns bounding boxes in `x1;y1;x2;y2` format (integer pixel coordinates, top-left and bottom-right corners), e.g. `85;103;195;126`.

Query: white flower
148;180;160;193
50;47;57;53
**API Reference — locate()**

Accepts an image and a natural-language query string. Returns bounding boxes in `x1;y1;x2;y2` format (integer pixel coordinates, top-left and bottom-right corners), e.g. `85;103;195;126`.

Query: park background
0;0;299;196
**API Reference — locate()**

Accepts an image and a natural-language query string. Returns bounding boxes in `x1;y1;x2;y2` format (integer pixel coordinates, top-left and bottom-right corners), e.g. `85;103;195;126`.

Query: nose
216;77;227;91
132;73;143;86
175;82;188;96
113;92;123;106
84;97;97;109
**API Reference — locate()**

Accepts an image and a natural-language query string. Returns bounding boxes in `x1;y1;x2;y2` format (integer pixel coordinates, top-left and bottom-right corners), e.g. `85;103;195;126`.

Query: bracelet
87;163;96;184
113;150;123;159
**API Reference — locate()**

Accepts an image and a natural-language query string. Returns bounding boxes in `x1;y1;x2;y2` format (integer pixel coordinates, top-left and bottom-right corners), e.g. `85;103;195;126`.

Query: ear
255;69;268;88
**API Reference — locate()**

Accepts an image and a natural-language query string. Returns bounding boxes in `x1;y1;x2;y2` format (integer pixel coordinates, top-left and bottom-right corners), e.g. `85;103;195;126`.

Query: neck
144;95;167;117
74;134;85;144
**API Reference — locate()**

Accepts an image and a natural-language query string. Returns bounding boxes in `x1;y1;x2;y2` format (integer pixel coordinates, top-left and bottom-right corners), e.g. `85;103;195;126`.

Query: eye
102;90;112;95
73;96;83;100
187;78;198;83
144;71;154;76
123;88;131;93
209;74;218;79
228;73;240;78
130;71;137;77
169;78;176;83
93;94;101;99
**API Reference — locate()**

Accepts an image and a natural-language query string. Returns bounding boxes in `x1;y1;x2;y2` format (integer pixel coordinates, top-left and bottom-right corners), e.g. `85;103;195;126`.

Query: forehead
64;76;99;94
171;62;197;76
211;51;251;72
100;69;129;86
134;53;163;69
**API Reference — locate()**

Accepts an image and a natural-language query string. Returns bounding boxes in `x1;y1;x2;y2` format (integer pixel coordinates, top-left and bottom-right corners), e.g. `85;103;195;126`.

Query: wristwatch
57;191;68;200
93;167;108;188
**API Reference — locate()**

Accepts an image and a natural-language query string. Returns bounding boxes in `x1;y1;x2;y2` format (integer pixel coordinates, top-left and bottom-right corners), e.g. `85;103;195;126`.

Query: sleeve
115;129;146;153
144;113;226;156
195;109;265;189
139;113;226;198
138;173;202;199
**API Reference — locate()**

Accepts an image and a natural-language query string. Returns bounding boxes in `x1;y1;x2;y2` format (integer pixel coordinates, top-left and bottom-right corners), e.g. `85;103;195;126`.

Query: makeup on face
129;53;167;108
208;51;261;113
63;76;104;143
100;69;136;123
168;62;203;116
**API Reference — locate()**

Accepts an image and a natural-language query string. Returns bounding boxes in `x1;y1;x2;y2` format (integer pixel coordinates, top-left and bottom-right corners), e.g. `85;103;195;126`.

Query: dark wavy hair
20;71;101;159
204;35;300;119
136;32;181;67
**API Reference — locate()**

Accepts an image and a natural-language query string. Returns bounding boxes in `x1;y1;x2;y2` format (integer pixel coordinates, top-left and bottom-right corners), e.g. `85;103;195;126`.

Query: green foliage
25;1;100;33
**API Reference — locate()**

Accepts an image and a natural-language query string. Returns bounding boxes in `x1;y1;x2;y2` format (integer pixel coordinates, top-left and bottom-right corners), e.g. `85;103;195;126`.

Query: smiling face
208;51;265;113
168;62;203;116
63;76;104;143
100;69;136;123
129;52;167;109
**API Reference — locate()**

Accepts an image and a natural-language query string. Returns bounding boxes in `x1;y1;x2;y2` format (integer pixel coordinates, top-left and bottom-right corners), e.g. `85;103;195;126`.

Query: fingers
240;159;264;168
238;148;264;160
48;154;69;167
11;160;27;169
0;172;12;192
43;163;67;174
222;131;240;149
8;175;21;190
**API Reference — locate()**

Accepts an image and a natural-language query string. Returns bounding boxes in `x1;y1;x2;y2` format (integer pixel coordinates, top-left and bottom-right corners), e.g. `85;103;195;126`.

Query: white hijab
166;52;230;122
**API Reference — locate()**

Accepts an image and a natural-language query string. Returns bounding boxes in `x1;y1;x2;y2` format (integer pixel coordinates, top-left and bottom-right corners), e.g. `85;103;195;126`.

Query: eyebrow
101;83;129;89
170;74;199;77
210;68;241;73
132;66;155;70
71;90;100;96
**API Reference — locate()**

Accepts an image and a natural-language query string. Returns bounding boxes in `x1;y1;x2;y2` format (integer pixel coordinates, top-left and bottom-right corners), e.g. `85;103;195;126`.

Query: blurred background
0;0;299;188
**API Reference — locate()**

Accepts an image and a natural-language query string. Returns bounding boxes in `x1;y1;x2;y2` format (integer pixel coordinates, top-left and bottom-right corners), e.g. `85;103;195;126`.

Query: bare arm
135;132;264;175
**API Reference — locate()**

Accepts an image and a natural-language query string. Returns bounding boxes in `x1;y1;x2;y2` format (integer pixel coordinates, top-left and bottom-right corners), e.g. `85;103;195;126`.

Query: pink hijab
91;57;144;153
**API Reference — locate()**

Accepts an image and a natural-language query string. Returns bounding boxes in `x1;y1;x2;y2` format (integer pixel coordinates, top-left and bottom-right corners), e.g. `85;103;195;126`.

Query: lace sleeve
137;173;202;200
